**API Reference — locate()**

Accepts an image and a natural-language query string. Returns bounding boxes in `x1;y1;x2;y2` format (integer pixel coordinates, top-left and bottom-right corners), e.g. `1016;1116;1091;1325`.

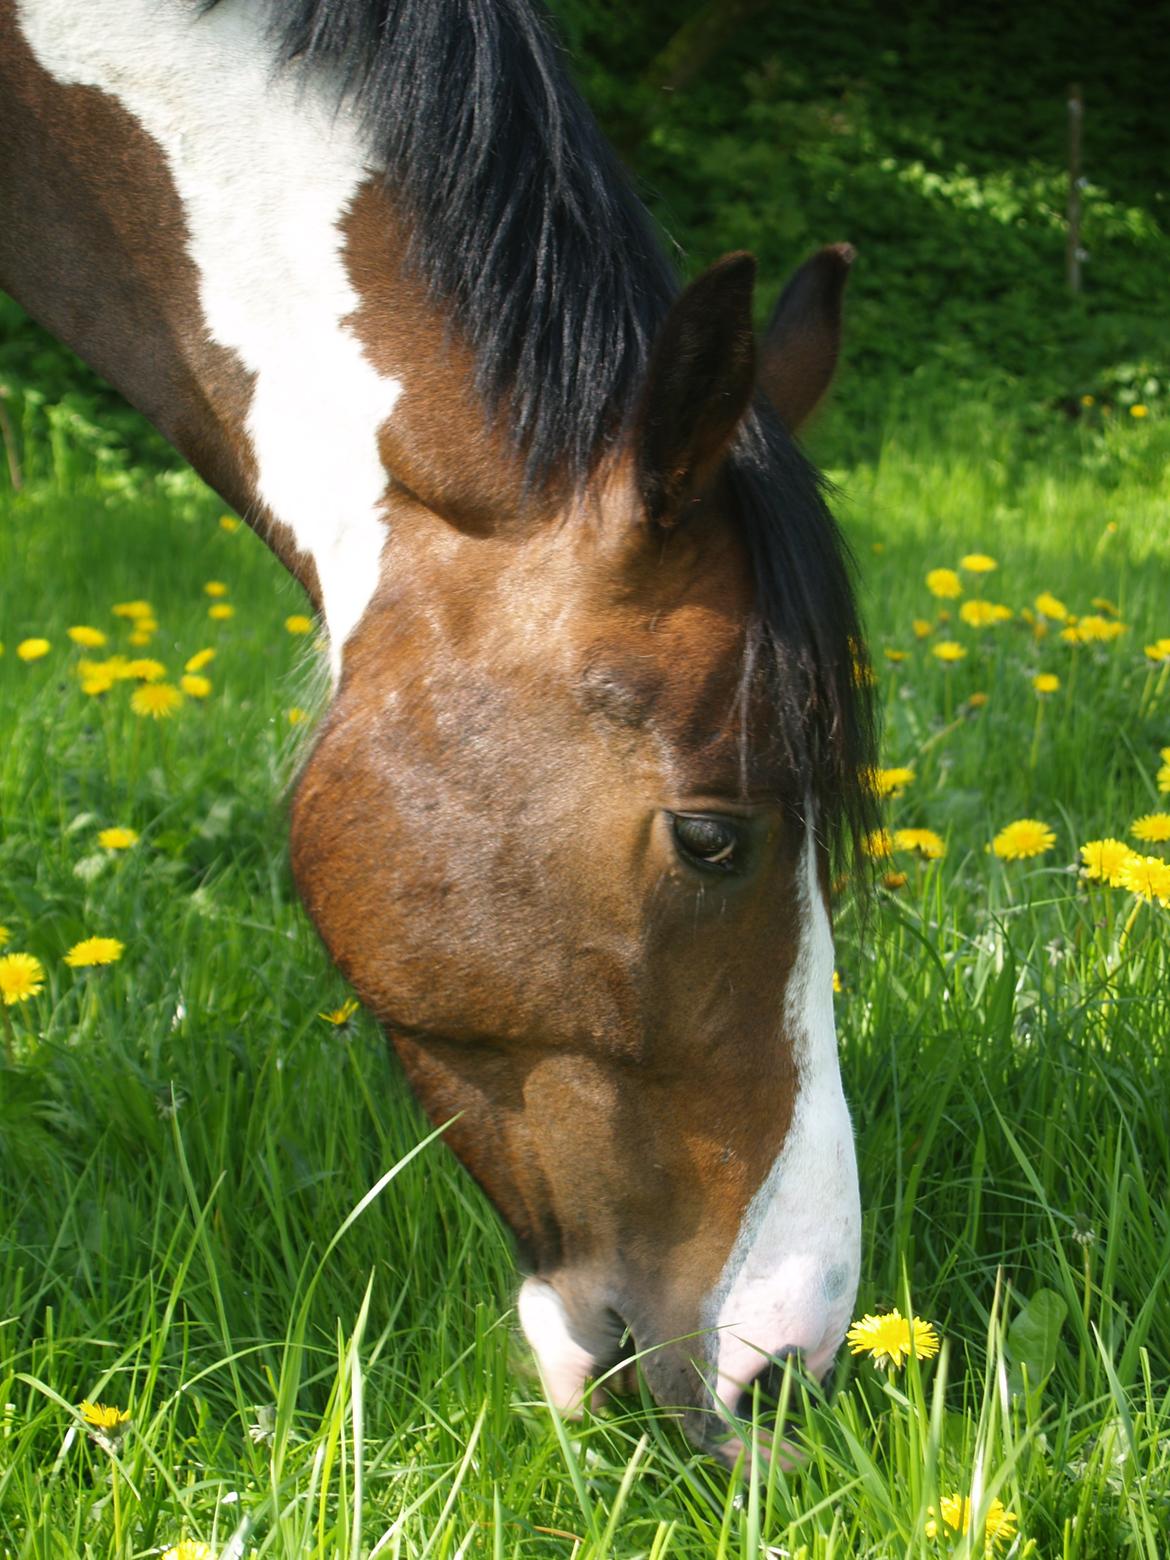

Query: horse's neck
2;0;414;665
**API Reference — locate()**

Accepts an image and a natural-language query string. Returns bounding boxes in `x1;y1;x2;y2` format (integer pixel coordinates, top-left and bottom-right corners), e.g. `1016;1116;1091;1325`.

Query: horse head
291;243;874;1455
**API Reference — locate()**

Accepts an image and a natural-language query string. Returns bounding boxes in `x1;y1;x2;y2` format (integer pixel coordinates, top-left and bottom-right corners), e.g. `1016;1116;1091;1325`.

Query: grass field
1;399;1168;1557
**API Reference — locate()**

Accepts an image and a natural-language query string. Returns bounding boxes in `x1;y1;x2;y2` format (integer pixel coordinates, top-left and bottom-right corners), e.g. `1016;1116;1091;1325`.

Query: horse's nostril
733;1348;799;1421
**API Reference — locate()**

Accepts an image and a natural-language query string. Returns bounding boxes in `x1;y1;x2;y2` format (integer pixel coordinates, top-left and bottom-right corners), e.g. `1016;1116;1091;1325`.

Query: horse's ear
635;252;757;527
759;243;854;433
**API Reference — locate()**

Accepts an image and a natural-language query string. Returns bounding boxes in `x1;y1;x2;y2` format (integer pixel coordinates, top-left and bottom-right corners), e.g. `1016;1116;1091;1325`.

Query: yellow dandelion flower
319;996;360;1026
882;648;907;663
931;640;966;662
17;637;51;661
832;970;842;993
958;599;997;628
882;870;909;890
219;514;242;532
128;630;153;647
88;654;133;681
846;1308;940;1368
161;1543;214;1560
993;819;1056;860
1130;403;1149;418
81;672;115;696
1032;673;1060;693
185;648;216;673
925;1494;1018;1545
925;568;962;599
285;614;313;635
990;603;1013;622
960;552;997;572
98;827;139;850
1034;591;1068;621
863;828;893;860
966;691;989;709
134;616;160;634
1061;614;1126;645
869;766;915;798
0;952;45;1006
1119;854;1170;906
1091;597;1119;616
1143;638;1170;663
288;707;307;725
203;580;229;597
130;683;184;719
65;937;124;969
912;618;934;640
1132;813;1170;844
894;827;945;860
125;657;167;682
180;674;212;698
67;625;107;648
1159;765;1170;795
0;926;8;948
111;600;154;619
208;603;235;621
79;1401;131;1431
1081;393;1095;406
1079;839;1135;887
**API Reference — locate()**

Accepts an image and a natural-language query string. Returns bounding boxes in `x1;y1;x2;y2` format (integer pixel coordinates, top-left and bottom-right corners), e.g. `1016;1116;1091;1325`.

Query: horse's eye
671;813;742;872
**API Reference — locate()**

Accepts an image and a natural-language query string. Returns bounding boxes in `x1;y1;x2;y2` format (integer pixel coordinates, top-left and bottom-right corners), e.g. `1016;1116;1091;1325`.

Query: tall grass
1;398;1167;1555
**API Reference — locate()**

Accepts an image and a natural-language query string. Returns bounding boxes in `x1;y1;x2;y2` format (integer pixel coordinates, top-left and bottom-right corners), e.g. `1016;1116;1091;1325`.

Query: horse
0;0;876;1458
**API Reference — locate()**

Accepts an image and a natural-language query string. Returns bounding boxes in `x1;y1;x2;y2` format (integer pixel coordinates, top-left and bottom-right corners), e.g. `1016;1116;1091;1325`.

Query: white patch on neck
17;0;401;677
705;822;861;1413
517;1277;596;1415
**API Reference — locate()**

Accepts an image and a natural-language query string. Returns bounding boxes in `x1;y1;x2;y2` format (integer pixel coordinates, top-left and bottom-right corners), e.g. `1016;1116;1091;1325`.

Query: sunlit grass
1;400;1167;1555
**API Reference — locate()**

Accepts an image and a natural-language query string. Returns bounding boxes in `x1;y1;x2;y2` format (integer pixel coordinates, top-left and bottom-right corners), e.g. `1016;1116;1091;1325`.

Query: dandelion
925;1494;1018;1545
1119;854;1170;906
81;671;116;696
966;691;989;709
0;952;45;1005
863;828;893;860
931;640;966;662
1130;403;1149;418
1160;763;1170;796
0;926;8;947
203;580;229;597
894;828;945;860
1143;638;1170;662
882;870;908;890
161;1543;214;1560
67;625;107;647
1034;591;1068;621
130;683;183;719
208;603;235;620
958;600;996;628
1132;813;1170;843
832;970;842;993
180;674;212;698
79;1401;131;1432
17;637;51;661
185;648;216;673
319;997;360;1025
912;618;933;640
846;1308;940;1368
125;657;166;682
883;648;907;663
960;552;997;572
925;568;962;599
1081;393;1095;406
1061;614;1126;644
65;937;124;968
99;827;139;850
1080;839;1135;887
1032;673;1060;693
993;819;1056;860
285;614;313;635
288;707;307;725
112;600;153;619
869;766;915;798
219;514;242;532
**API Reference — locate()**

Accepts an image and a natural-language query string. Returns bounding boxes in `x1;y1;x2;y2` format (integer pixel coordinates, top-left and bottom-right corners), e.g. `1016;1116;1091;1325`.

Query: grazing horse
0;0;876;1456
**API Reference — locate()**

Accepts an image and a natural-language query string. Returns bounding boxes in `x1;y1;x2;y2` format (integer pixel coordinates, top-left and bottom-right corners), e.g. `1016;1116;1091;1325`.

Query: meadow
1;396;1168;1558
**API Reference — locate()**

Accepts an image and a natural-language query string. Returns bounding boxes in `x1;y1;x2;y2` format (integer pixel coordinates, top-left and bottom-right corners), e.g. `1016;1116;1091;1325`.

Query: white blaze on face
16;0;402;677
706;823;861;1415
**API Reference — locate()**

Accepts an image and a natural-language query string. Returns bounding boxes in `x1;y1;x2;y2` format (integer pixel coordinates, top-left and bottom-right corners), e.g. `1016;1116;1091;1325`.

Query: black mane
215;0;876;856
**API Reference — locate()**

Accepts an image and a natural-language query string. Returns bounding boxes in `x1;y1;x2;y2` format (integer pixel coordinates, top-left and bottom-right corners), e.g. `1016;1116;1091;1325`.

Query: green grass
1;400;1168;1557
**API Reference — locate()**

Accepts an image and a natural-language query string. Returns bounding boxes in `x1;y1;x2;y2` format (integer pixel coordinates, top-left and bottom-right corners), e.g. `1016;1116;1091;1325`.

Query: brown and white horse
1;0;876;1456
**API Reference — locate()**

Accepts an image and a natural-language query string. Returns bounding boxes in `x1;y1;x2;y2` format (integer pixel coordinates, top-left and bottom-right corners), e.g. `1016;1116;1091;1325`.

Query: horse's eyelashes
671;813;742;872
